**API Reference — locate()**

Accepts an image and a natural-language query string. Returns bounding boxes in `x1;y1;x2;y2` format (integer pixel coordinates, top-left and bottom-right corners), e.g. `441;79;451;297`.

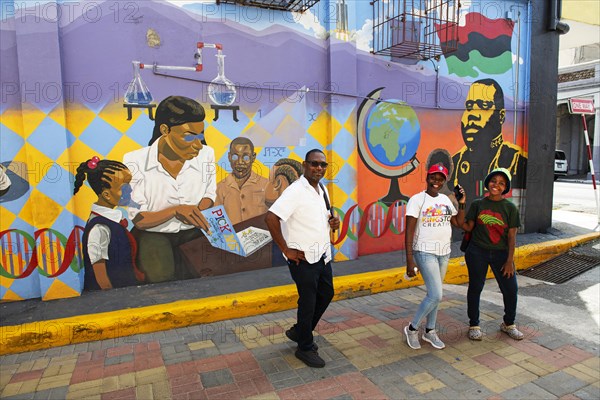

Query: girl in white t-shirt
403;163;466;350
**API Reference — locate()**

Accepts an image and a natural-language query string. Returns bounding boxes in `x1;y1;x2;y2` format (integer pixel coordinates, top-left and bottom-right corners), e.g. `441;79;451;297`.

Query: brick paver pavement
1;286;598;400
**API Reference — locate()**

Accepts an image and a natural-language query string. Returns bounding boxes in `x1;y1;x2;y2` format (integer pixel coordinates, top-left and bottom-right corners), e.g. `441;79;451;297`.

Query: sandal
500;322;524;340
468;326;483;341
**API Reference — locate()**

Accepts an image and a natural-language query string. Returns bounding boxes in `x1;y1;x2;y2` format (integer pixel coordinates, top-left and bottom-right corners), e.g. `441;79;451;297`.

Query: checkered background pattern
0;96;359;301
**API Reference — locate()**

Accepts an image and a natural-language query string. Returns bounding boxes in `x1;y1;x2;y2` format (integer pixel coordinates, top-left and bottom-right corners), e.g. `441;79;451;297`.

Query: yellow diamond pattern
204;106;216;123
0;288;23;301
106;135;143;163
9;146;29;168
327;150;347;183
43;278;80;301
46;104;67;131
0;207;17;230
20;104;47;139
0;108;26;138
329;182;350;210
243;123;271;147
285;151;304;166
0;102;360;301
0;275;12;289
343;111;356;135
307;110;337;148
240;118;256;135
206;126;233;162
334;252;349;262
345;148;359;171
99;101;143;134
21;144;54;191
215;163;228;183
66;184;97;222
273;115;304;144
55;138;100;173
349;186;358;202
1;105;47;139
62;104;98;137
20;189;62;228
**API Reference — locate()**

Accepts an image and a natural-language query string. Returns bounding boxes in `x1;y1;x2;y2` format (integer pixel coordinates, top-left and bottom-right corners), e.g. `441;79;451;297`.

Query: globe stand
379;178;408;205
378;156;420;206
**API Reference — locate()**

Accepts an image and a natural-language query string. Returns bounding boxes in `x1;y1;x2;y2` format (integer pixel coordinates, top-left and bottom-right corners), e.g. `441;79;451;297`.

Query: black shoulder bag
460;201;476;252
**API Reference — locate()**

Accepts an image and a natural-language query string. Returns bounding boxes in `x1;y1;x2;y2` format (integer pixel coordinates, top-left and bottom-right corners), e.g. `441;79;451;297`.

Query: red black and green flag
437;12;515;78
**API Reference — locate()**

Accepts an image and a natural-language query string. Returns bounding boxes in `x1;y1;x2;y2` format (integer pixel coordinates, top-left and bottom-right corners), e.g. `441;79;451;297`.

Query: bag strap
318;182;333;216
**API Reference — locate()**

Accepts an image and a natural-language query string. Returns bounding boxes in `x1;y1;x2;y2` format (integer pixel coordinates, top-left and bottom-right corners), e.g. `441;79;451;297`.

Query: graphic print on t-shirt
478;210;506;244
420;204;453;227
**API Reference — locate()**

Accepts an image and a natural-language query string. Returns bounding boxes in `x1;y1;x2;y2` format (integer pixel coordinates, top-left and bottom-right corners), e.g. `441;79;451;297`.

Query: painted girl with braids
74;157;143;290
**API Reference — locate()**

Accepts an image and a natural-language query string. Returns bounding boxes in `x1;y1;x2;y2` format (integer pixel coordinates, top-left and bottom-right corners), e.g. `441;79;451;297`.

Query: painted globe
364;100;420;170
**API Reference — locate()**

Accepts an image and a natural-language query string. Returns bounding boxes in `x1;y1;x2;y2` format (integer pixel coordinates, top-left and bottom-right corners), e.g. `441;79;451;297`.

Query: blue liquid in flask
125;90;153;105
208;54;236;106
124;62;153;105
210;91;236;106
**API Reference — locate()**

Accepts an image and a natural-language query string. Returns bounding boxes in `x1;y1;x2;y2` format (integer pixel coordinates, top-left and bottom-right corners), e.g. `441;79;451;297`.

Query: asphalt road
553;181;598;214
553;180;600;233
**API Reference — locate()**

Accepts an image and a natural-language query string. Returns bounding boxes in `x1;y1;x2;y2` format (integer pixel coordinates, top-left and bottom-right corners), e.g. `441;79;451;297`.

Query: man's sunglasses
307;161;328;168
465;100;496;111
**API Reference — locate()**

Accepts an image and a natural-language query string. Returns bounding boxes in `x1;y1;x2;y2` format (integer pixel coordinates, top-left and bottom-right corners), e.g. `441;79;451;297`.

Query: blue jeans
465;243;518;327
410;251;450;330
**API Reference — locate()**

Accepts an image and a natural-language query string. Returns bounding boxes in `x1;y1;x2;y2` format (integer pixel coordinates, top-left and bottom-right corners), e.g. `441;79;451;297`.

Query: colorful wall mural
0;0;532;301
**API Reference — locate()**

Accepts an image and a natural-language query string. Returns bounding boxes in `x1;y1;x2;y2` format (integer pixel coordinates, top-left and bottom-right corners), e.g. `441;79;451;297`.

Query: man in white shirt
265;149;340;368
123;96;216;283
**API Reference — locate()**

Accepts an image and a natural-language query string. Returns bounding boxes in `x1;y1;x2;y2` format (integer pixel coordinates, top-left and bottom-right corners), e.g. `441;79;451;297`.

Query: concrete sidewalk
1;223;599;355
1;281;598;399
0;217;599;398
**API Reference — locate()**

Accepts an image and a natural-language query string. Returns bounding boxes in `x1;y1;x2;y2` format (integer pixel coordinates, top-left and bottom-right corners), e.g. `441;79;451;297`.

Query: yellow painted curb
1;232;598;355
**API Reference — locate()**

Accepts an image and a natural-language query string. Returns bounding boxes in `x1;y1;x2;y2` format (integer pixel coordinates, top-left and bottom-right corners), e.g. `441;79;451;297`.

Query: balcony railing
216;0;320;13
372;0;460;59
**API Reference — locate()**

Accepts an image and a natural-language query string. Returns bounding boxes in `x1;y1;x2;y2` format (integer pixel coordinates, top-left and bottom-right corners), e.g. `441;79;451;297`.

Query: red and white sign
568;98;595;115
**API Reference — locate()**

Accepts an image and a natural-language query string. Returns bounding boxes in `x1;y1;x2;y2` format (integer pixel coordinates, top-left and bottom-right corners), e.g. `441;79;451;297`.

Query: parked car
554;150;568;180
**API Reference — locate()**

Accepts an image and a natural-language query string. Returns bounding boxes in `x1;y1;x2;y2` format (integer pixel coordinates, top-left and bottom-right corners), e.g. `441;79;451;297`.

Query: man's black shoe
285;328;318;350
295;348;325;368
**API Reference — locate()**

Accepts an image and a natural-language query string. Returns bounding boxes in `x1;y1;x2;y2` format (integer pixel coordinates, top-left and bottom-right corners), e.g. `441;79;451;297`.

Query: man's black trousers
287;256;334;351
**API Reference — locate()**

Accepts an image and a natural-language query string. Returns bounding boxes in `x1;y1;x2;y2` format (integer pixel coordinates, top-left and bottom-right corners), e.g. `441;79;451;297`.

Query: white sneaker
404;325;421;349
422;330;445;349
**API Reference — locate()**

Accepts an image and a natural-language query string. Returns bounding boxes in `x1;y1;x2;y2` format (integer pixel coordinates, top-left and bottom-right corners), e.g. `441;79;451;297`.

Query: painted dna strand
0;227;85;279
1;201;408;278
